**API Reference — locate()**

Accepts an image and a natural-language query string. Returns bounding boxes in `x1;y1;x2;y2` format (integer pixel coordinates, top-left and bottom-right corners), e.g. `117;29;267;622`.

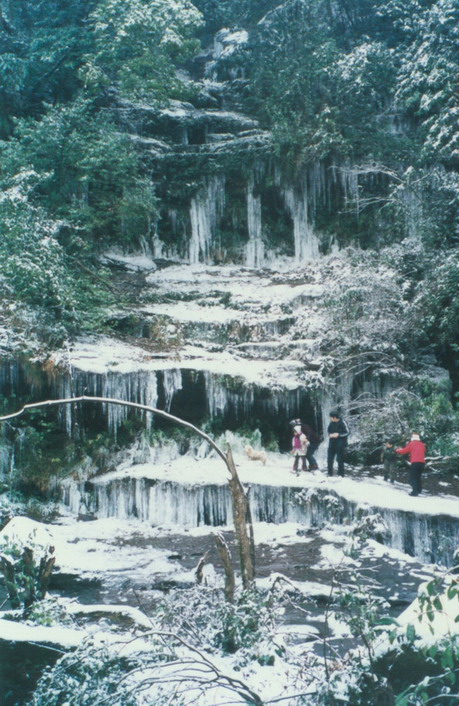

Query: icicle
162;369;183;412
61;472;459;565
56;372;74;437
67;370;159;436
331;158;360;213
245;178;265;267
400;187;422;240
204;373;231;418
279;167;321;262
189;175;225;264
0;443;13;476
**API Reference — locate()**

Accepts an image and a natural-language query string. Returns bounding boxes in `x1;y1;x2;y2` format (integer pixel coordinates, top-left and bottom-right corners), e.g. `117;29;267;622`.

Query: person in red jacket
396;433;426;496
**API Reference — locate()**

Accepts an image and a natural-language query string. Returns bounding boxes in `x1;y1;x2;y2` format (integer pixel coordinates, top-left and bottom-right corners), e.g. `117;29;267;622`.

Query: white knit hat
411;433;420;440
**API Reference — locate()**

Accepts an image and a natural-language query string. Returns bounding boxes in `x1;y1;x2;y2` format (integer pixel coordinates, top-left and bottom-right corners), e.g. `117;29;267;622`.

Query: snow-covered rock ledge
61;455;459;567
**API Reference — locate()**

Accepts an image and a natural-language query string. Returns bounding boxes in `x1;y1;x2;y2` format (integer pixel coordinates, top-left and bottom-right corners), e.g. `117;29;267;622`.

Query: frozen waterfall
61;474;459;567
284;186;320;263
245;182;265;267
56;369;159;436
189;175;225;264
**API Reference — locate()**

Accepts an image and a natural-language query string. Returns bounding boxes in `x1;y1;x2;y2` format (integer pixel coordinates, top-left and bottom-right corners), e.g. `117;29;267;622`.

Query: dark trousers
409;463;424;495
293;454;307;471
328;443;345;476
384;461;395;482
306;443;319;468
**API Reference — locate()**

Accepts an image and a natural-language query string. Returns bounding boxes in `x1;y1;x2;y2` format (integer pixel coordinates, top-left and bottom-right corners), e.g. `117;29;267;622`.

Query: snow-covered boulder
0;516;54;552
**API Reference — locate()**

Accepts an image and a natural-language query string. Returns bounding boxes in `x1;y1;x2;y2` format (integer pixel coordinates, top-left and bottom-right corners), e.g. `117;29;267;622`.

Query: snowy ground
3;449;452;618
51;259;326;391
0;503;437;638
2;255;459;704
94;450;459;516
1;453;457;706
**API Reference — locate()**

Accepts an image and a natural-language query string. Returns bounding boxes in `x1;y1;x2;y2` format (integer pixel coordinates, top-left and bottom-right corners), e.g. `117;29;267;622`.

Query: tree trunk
195;551;209;585
22;546;37;608
37;547;56;600
215;533;235;602
225;448;255;589
0;554;21;609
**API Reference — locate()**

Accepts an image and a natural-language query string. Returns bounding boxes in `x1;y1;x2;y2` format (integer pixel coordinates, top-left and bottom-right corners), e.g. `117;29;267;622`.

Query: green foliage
357;383;459;455
415;250;459;356
391;0;459;164
0;0;94;134
386;578;459;705
317;245;459;458
0;191;73;310
0;534;55;611
313;568;459;705
0;1;203;343
1;99;155;246
155;585;279;663
193;0;276;34
0;175;84;340
81;0;202;100
25;597;72;627
27;587;277;706
215;589;278;659
338;581;388;651
244;1;345;168
27;642;140;706
0;184;115;343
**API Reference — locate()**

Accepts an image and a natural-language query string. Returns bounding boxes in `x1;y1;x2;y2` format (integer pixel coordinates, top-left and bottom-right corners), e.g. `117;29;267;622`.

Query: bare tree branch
0;395;228;464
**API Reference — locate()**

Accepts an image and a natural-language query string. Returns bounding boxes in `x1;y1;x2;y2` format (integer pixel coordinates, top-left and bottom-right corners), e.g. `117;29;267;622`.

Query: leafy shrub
0;534;55;612
27;642;140;706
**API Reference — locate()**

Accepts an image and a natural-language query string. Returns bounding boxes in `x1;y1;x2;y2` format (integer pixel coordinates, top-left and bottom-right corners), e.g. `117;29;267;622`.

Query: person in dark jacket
381;441;397;483
327;411;349;477
396;433;426;496
302;423;321;470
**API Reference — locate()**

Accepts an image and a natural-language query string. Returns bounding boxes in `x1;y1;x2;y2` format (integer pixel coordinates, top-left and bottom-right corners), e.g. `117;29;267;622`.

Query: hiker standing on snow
381;441;397;483
289;418;321;470
396;433;426;496
291;425;309;473
327;411;349;477
302;423;321;471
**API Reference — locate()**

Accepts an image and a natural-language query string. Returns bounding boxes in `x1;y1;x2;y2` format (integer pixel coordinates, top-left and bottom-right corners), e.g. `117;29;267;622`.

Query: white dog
245;445;267;465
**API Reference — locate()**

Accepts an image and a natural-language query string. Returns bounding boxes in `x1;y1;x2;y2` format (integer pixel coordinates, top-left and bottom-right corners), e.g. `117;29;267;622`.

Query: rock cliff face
0;15;450;476
111;27;368;266
0;255;405;473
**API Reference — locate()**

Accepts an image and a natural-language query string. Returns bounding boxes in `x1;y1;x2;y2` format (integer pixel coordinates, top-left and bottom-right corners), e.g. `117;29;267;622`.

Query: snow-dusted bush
311;571;459;705
155;585;281;665
351;512;388;545
294;487;346;526
27;641;141;706
27;585;283;705
315;246;459;462
0;518;55;612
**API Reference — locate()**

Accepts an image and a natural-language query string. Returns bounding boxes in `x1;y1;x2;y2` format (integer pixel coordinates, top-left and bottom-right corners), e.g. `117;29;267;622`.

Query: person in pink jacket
291;425;309;473
396;433;426;496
